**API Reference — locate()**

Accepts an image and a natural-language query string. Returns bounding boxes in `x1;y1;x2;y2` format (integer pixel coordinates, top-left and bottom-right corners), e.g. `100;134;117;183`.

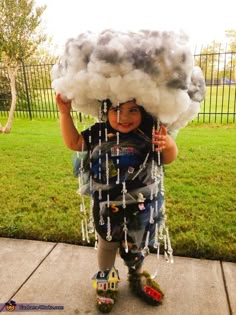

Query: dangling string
131;152;150;180
85;218;90;244
142;230;150;257
98;136;102;182
165;227;174;263
105;153;109;185
154;223;160;261
156;119;161;167
98;104;104;226
88;197;94;233
94;230;98;250
80;106;105;247
106;216;112;241
150;118;174;278
160;164;165;196
81;219;85;242
100;100;112;242
99;203;105;226
154;119;161;218
88;127;93;193
116;104;120;184
115;103;129;253
76;114;92;244
149;205;155;224
86;118;98;247
123;216;129;253
122;169;129;252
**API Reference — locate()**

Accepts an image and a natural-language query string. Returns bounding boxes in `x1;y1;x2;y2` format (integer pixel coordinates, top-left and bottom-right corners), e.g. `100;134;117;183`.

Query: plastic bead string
116;104;129;253
88;127;93;192
77;117;91;244
87;123;99;243
116;104;120;185
143;119;174;273
116;131;120;184
122;181;129;253
88;197;94;233
97;106;105;227
165;227;174;263
102;101;112;242
142;230;150;257
155;120;173;264
143;120;158;258
111;103;128;253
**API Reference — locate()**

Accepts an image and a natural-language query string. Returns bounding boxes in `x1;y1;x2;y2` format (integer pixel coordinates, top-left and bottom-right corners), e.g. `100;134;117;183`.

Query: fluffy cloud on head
51;29;206;130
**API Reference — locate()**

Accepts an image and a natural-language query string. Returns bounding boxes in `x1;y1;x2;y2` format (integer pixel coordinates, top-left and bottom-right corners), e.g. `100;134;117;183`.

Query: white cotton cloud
51;29;206;130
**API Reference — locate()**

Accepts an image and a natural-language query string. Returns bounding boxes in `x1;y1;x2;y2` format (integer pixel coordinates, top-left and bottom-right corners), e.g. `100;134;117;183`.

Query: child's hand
152;125;170;152
56;94;72;115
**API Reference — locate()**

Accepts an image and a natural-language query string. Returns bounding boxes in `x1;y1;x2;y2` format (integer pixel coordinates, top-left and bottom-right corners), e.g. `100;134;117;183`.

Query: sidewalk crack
0;242;58;311
220;260;233;315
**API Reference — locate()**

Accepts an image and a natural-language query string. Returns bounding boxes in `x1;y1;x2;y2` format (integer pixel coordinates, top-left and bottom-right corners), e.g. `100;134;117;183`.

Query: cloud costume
51;29;206;311
51;29;205;131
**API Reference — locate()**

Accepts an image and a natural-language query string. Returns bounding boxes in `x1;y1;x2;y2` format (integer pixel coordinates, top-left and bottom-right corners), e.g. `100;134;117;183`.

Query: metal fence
194;50;236;123
0;51;236;123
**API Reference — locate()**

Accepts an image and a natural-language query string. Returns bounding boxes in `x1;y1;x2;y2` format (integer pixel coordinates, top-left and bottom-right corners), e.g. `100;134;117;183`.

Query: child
56;93;178;312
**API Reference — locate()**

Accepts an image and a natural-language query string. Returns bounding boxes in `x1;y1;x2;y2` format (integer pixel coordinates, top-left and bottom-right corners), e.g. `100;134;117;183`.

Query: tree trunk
1;65;18;133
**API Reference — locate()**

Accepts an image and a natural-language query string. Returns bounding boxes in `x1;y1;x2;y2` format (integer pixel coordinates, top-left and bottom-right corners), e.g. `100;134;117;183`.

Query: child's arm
152;125;178;164
56;94;86;151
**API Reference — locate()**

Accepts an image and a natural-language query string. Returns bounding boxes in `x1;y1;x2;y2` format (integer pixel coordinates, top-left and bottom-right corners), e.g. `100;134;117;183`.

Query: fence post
21;60;32;120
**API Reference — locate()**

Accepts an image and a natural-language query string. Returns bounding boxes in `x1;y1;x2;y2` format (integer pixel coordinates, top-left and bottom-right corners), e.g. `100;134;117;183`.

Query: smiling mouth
119;123;131;127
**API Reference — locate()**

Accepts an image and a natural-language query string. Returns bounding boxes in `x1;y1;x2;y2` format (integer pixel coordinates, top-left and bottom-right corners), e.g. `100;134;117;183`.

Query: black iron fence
0;50;235;123
194;50;236;123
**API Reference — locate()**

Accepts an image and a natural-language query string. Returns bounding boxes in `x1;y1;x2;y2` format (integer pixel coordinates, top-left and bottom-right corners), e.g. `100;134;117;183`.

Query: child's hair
138;106;157;138
100;99;157;138
100;99;113;121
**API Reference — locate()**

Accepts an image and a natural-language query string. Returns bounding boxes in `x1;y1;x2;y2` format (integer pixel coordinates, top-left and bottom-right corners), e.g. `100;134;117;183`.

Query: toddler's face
108;100;142;133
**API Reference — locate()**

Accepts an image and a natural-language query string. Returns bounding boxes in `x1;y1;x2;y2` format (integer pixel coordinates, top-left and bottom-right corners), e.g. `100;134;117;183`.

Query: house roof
92;266;120;281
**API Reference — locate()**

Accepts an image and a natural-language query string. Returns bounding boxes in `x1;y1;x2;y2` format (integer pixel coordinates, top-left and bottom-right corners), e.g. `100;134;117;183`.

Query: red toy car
143;285;162;301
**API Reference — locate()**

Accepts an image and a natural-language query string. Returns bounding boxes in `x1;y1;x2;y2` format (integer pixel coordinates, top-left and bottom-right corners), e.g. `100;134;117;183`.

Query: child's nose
119;111;129;122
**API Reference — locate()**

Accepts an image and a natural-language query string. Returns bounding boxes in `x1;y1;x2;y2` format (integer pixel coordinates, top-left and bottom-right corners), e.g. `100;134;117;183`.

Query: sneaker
96;290;118;313
128;270;164;306
92;267;120;313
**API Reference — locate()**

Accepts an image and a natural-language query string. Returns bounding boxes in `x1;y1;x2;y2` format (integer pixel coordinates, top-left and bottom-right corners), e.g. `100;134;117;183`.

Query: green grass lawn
0;118;235;262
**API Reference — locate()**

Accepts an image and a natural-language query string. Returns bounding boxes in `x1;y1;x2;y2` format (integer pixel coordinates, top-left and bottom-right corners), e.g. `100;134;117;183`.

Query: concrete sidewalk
0;238;235;315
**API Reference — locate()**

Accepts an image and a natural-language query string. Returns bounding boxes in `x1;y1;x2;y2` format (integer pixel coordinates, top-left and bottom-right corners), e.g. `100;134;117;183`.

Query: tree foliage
0;0;46;65
194;32;236;84
225;29;236;51
0;0;46;132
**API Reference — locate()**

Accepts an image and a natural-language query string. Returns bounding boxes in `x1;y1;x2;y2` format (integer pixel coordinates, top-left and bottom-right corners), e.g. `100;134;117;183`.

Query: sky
35;0;235;54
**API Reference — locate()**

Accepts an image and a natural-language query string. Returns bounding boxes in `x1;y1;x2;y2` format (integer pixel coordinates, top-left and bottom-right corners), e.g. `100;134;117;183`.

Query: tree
225;30;236;82
0;0;46;133
225;29;236;51
194;41;223;85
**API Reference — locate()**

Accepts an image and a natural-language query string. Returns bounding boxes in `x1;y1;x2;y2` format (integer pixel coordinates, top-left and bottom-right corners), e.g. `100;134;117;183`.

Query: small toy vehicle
97;295;114;305
143;285;162;301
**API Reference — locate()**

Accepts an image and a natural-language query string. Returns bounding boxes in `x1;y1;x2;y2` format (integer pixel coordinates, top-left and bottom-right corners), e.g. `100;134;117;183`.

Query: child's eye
110;107;120;112
130;108;139;113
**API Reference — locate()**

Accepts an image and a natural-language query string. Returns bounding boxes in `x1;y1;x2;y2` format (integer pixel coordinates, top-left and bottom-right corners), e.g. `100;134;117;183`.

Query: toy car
143;285;162;301
97;295;114;305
